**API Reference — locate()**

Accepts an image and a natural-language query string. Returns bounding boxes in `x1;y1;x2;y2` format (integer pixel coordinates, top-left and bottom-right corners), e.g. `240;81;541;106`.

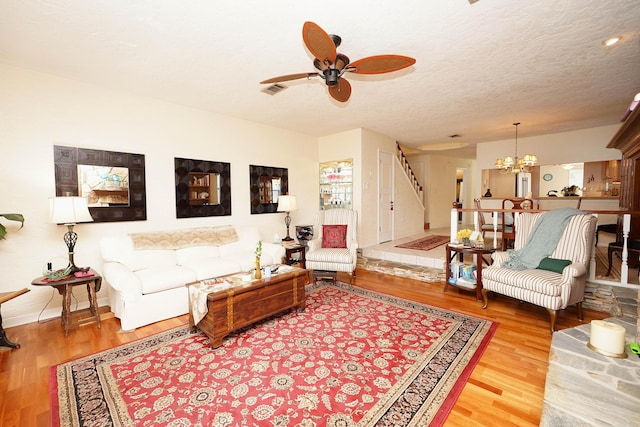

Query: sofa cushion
322;224;347;248
537;257;572;273
136;266;197;294
306;247;352;264
176;246;220;265
101;236;179;271
180;258;242;280
219;252;279;272
483;267;563;297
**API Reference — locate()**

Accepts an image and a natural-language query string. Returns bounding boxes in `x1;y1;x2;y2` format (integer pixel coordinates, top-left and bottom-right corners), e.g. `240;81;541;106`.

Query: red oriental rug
51;283;496;426
395;235;450;251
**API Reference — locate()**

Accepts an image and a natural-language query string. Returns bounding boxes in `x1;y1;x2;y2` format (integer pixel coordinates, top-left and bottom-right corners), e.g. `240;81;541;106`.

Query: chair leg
606;247;616;276
576;302;584;321
481;288;490;309
546;308;557;335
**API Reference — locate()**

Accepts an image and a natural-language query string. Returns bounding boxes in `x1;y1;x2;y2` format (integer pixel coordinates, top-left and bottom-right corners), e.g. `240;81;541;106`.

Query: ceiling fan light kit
260;21;416;103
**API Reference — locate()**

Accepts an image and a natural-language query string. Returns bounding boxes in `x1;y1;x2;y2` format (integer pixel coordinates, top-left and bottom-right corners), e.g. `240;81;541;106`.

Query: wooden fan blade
302;21;337;64
348;55;416;74
328;78;351;103
260;73;318;84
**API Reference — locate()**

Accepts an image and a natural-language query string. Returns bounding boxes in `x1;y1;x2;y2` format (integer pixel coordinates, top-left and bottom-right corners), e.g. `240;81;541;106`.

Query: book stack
448;262;477;289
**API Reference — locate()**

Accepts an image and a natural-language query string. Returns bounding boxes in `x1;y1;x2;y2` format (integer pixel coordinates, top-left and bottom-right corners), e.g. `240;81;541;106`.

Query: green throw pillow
537;257;572;273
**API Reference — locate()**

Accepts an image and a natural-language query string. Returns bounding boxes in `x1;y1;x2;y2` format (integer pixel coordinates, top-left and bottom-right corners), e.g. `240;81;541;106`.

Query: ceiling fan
260;21;416;103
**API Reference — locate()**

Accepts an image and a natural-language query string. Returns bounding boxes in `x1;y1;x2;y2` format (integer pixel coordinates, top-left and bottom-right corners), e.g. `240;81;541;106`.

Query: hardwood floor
0;269;608;426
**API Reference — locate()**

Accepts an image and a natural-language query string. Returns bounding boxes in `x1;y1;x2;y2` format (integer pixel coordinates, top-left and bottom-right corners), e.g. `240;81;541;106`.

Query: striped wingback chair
306;209;358;282
482;212;597;334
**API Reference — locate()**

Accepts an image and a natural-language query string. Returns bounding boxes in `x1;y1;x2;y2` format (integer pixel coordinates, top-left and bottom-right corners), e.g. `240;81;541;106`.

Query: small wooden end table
443;243;496;300
284;244;306;268
31;269;102;337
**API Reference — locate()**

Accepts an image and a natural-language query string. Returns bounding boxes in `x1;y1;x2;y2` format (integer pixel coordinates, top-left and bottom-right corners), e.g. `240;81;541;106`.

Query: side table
284;244;306;268
443;244;496;300
31;269;102;337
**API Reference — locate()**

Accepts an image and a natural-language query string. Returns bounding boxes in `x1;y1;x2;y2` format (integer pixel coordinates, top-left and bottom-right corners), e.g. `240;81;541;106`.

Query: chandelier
495;122;537;174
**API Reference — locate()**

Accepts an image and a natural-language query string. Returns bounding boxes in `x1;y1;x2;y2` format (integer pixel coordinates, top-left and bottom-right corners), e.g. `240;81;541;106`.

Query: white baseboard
2;296;111;329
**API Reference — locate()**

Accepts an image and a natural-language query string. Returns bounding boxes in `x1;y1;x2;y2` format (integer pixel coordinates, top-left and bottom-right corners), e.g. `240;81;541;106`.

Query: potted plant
0;213;24;240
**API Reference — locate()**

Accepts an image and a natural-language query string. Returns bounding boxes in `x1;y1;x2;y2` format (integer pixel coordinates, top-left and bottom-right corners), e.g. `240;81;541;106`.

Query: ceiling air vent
261;84;287;96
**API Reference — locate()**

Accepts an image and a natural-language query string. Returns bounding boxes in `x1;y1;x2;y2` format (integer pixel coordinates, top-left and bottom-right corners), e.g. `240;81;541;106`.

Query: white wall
0;64;319;327
408;154;477;229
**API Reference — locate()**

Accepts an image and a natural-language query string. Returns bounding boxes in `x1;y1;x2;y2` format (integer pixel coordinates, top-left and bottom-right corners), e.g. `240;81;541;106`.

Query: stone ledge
541;287;640;426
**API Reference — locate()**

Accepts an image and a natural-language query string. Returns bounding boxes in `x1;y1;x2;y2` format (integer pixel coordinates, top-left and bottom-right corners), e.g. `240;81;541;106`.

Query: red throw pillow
322;224;348;248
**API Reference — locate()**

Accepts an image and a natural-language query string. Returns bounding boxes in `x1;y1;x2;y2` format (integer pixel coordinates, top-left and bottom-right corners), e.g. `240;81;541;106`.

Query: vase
254;257;262;279
295;225;314;247
462;238;471;246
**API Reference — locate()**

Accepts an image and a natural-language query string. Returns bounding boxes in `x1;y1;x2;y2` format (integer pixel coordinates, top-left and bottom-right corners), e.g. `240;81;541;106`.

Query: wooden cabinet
607;103;640;240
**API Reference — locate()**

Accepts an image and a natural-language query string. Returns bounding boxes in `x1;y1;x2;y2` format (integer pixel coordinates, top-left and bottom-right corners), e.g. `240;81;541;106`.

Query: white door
379;151;393;242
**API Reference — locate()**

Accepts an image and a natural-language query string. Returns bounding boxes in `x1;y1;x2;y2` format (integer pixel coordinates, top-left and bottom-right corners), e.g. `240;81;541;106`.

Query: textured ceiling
1;0;639;158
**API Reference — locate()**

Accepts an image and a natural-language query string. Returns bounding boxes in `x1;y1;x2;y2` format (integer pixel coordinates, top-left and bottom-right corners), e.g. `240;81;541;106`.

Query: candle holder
587;320;628;358
586;342;628;358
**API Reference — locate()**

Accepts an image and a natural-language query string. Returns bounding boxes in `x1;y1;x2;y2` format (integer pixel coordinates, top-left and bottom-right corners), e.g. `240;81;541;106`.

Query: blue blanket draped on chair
503;208;586;270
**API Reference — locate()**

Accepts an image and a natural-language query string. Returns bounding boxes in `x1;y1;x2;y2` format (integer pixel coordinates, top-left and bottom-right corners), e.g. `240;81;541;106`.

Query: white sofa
100;225;285;331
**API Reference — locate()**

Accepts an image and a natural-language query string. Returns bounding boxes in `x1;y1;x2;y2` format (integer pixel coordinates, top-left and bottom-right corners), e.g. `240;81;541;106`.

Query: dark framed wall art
250;164;288;214
53;145;147;222
175;157;232;218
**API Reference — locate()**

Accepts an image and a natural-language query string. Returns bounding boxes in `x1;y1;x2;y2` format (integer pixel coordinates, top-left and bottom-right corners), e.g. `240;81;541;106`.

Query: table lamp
277;195;297;242
48;196;93;272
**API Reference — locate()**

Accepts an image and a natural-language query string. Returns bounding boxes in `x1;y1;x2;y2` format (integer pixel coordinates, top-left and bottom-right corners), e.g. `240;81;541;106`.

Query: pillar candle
589;320;626;355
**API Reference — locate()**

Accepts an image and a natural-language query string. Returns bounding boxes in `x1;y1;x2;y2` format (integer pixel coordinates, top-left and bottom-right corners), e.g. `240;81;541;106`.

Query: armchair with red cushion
306;209;358;282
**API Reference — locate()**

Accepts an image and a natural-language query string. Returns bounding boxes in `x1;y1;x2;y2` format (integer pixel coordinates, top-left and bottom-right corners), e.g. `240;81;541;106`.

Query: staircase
396;142;424;202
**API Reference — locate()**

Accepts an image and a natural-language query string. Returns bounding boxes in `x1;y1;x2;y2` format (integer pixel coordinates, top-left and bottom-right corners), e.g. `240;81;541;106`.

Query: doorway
379;151;393;242
455;169;464;223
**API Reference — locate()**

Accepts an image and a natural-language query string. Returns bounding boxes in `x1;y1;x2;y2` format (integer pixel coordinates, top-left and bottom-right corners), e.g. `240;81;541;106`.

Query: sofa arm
102;262;142;298
562;262;587;281
491;251;510;268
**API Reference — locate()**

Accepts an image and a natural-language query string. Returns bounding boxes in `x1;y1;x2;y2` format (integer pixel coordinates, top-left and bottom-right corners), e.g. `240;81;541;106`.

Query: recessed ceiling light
603;37;621;46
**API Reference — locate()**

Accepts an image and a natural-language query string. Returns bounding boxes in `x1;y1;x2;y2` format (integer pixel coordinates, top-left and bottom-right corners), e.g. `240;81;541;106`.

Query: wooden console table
0;288;30;348
187;267;310;348
31;269;102;337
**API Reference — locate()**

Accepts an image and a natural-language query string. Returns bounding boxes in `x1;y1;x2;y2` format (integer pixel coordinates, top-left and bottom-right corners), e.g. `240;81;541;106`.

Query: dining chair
500;198;534;250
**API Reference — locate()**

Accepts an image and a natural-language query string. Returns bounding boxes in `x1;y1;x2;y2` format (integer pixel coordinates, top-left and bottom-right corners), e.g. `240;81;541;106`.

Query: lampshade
277;195;298;212
48;197;94;225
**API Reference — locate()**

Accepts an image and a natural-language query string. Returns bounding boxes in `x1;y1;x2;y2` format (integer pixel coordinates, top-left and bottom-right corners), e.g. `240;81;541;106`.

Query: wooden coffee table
187;267;310;348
